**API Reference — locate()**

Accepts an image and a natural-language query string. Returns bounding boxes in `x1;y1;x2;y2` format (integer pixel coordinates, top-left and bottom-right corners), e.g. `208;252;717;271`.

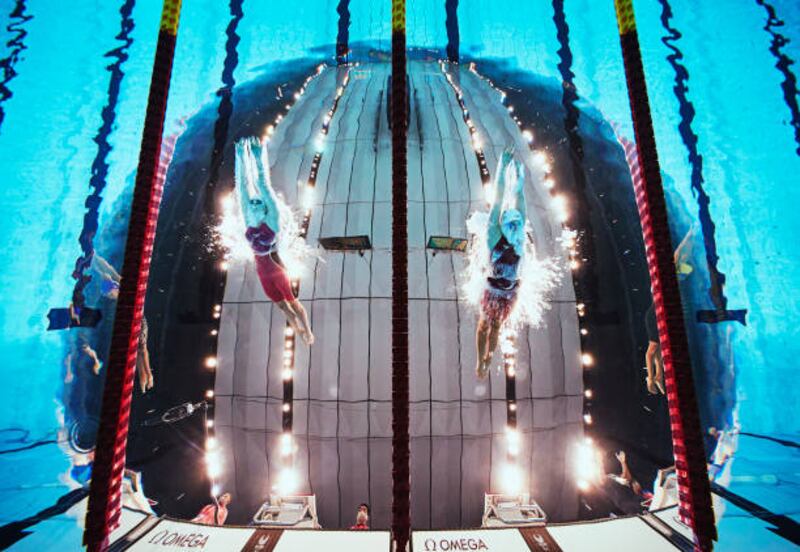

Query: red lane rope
391;0;410;550
613;2;716;550
83;2;182;550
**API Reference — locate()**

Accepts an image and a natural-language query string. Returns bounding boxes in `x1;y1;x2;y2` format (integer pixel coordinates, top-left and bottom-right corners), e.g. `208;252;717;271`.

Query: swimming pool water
0;0;798;548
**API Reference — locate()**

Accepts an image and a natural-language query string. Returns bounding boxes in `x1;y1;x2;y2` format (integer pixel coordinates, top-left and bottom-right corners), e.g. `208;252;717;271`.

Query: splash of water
463;210;564;332
215;190;313;281
214;137;314;281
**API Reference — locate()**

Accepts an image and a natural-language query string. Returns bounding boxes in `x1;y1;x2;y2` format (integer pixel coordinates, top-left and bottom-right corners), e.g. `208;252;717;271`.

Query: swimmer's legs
276;300;302;335
653;345;665;394
277;300;314;345
136;348;154;394
476;317;490;378
645;341;659;395
289;298;314;345
486;320;502;363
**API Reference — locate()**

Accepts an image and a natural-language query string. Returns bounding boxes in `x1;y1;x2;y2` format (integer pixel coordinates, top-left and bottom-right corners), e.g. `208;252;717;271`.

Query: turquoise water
0;0;798;548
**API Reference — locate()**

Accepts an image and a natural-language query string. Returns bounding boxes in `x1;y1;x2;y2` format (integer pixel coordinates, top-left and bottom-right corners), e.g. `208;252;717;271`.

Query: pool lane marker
273;64;353;496
336;0;351;65
84;1;183;550
0;0;33;131
756;0;800;157
613;0;716;548
657;0;747;326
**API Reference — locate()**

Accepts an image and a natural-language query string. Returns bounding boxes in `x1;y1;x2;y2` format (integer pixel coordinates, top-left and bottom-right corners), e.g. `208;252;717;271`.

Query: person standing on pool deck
235;137;314;345
476;148;526;378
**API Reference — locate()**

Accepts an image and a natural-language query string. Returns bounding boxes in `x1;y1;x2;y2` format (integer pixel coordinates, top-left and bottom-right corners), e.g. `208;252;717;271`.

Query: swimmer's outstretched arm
251;138;281;231
490;148;514;227
234;140;254;209
92;255;121;283
513;159;527;221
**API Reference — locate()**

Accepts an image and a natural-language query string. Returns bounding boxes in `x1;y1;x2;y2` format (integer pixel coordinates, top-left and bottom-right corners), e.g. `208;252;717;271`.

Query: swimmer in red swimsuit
476;148;527;378
235;137;314;345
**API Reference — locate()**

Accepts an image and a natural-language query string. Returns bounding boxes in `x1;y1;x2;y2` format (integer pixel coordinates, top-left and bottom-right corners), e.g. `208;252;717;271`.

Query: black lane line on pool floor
0;0;33;131
755;0;800;157
657;0;747;325
431;66;470;528
336;0;350;65
445;0;459;63
70;0;136;309
552;0;598;309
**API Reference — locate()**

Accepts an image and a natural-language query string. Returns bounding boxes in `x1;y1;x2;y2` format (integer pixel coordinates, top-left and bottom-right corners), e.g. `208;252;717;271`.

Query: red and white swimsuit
245;223;295;303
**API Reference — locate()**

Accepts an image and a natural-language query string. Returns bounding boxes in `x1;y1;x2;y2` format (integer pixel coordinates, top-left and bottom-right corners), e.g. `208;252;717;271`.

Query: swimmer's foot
646;376;658;395
655;374;666;395
138;369;150;394
300;329;315;346
130;471;141;493
476;359;487;379
477;355;492;379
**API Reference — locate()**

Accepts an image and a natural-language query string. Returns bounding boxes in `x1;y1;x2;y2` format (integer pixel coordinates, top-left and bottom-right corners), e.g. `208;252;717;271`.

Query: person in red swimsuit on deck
235;137;314;345
349;503;370;530
192;493;232;525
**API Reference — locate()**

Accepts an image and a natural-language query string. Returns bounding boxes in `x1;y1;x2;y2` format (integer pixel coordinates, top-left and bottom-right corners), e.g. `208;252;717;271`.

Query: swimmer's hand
69;303;80;325
514;160;526;185
500;147;515;167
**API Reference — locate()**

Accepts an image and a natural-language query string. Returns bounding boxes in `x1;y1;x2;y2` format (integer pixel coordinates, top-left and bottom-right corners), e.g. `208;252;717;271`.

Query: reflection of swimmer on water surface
64;447;156;514
476;148;527;379
643;224;697;395
92;253;121;300
235;137;314;345
644;303;664;395
673;223;696;279
65;333;102;382
91;254;154;393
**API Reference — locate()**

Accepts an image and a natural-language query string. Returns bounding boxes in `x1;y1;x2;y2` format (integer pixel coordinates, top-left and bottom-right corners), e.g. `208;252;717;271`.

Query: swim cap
500;209;525;246
501;209;523;227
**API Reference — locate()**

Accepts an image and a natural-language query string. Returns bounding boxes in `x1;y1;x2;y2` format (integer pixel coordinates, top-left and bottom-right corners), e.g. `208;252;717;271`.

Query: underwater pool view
0;0;798;550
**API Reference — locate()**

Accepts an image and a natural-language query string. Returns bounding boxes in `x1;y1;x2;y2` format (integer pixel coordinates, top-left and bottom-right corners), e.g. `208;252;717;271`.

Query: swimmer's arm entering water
513;159;527;222
488;147;514;247
234;140;254;212
251;139;281;232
